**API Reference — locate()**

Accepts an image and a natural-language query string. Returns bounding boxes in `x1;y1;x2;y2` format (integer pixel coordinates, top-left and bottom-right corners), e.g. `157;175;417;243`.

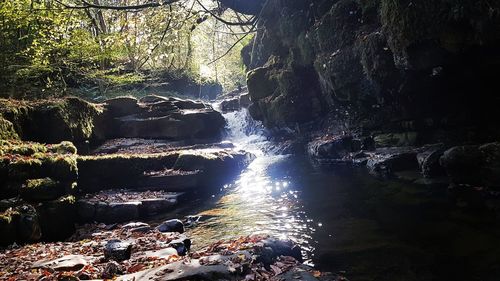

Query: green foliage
0;0;249;97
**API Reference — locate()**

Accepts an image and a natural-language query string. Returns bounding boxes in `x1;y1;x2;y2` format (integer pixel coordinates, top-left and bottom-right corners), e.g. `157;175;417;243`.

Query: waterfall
221;108;270;156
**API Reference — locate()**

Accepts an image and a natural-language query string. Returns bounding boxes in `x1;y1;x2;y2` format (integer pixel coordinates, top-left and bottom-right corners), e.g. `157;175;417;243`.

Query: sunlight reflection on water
188;108;317;265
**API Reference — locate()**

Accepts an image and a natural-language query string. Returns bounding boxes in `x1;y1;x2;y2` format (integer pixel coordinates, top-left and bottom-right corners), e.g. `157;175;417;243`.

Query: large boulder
480;142;500;188
20;178;66;201
0;97;103;144
440;142;500;188
0;140;78;200
36;195;77;241
104;97;142;117
0;204;41;246
157;219;184;233
416;144;447;178
101;96;226;141
247;66;278;101
367;148;419;178
308;135;358;161
440;145;483;186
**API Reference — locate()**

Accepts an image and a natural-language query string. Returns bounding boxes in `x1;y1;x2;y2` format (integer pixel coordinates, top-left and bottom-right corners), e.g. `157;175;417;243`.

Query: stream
160;108;500;281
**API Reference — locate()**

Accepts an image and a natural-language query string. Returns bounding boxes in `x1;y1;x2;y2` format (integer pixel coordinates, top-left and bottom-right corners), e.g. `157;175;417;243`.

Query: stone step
77;190;185;224
138;169;202;191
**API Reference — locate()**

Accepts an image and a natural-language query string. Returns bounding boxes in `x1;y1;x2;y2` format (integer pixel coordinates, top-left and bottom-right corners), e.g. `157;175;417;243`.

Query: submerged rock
259;238;303;264
367;148;419;178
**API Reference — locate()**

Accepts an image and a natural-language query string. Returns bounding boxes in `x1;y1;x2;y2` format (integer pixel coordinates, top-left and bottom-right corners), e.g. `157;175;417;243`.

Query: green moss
0;97;103;143
246;67;278;101
47;141;77;155
0;116;19;140
0;140;48;156
380;0;442;66
43;155;78;181
7;157;44;180
24;177;58;190
60;97;103;140
21;177;64;201
310;0;361;54
77;152;180;192
0;140;78;182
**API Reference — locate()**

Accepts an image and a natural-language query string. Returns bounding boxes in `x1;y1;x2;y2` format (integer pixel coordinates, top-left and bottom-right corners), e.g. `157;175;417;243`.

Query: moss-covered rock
0;116;19;140
0;204;41;246
380;0;500;69
248;60;325;127
77;152;180;192
104;96;141;117
247;67;278;101
36;195;76;241
310;0;362;53
0;210;17;245
0;140;78;200
0;97;103;144
374;132;418;147
0;140;78;182
20;178;65;201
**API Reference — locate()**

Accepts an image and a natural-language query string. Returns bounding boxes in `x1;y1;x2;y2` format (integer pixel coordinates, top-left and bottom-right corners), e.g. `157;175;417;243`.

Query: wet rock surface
104;239;133;262
77;190;183;223
157;219;185;234
0;222;309;281
0;96;254;247
99;95;226;141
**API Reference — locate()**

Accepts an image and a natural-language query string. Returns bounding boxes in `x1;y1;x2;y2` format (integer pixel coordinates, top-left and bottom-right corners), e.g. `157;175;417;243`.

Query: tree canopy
0;0;261;98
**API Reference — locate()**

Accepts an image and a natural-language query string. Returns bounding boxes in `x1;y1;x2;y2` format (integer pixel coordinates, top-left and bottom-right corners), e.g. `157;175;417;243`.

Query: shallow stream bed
155;108;500;281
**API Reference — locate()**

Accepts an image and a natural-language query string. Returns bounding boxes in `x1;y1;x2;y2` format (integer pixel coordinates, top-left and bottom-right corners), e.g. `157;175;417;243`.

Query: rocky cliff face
245;0;500;144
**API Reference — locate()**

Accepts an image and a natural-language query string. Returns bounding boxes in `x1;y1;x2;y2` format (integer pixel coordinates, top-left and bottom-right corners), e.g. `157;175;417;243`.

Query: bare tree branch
54;0;180;10
195;0;255;26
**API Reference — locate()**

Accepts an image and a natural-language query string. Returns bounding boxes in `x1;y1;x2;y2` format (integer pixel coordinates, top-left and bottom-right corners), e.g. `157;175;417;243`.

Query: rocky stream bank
0;95;337;280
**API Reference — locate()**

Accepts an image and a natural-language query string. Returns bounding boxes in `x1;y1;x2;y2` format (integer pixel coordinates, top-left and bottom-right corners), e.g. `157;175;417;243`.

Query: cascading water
182;105;500;279
221;108;270;155
186;106;317;264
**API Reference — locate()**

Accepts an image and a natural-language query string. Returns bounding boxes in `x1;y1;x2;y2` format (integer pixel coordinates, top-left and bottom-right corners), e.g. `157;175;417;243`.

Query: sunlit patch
199;64;212;78
184;108;318;266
